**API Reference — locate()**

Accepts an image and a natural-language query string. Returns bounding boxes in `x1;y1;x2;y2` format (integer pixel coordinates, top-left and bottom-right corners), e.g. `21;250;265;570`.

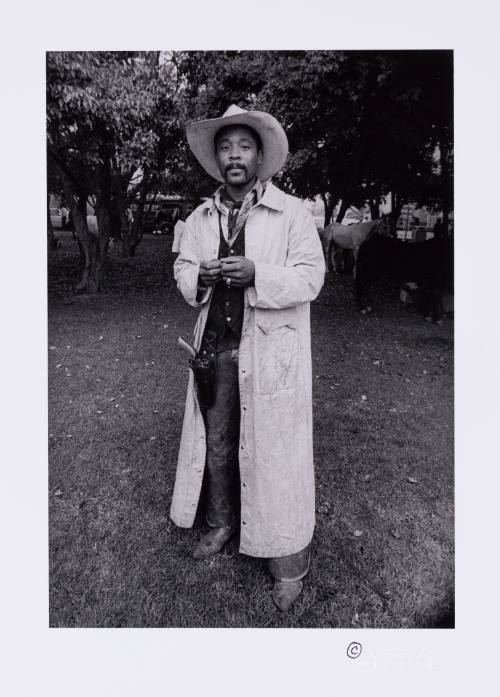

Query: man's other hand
220;256;255;288
199;259;222;286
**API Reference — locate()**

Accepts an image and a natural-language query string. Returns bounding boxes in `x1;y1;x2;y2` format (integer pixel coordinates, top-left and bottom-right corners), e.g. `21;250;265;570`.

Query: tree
172;51;453;230
46;51;182;292
47;50;454;292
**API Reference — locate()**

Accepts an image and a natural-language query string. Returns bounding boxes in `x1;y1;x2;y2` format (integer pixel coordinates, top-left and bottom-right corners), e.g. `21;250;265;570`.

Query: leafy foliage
173;50;453;226
47;50;453;291
47;52;186;288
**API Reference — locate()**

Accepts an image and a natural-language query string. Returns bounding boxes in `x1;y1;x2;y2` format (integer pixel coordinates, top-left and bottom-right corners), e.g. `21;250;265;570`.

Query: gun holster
189;331;217;410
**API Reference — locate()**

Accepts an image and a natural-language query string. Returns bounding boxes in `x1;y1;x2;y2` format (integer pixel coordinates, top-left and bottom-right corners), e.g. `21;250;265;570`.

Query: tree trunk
336;199;350;224
91;198;111;287
76;151;114;292
389;191;403;237
75;235;106;293
121;218;144;257
118;172;148;257
321;193;338;227
60;171;87;250
120;207;143;257
61;173;107;294
74;196;102;293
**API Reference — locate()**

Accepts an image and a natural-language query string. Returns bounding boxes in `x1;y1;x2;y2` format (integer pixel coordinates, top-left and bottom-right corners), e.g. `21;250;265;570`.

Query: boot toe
192;526;235;560
272;580;303;611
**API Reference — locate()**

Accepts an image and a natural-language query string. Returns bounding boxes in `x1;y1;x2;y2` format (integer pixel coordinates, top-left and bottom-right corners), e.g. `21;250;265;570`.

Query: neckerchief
214;178;265;243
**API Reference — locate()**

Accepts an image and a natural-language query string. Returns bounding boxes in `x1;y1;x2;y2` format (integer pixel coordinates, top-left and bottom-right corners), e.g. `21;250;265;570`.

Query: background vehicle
135;196;196;235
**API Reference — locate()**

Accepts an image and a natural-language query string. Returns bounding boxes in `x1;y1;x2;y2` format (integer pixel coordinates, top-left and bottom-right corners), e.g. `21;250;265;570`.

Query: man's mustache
225;164;247;174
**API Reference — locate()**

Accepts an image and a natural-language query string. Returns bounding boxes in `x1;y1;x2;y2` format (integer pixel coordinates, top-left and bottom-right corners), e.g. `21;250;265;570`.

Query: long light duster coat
170;182;325;558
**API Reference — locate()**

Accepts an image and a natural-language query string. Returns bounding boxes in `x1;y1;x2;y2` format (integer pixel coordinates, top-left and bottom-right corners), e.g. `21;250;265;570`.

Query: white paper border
1;1;499;694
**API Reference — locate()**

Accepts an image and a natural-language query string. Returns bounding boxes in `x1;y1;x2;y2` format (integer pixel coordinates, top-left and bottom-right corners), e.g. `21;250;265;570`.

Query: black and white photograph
2;1;499;695
46;49;454;628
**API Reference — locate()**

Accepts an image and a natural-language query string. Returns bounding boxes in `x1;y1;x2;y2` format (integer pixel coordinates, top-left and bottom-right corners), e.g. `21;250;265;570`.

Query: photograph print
47;50;453;628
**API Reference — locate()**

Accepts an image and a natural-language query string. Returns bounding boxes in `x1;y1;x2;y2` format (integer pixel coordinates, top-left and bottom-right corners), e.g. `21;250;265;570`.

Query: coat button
242;406;247;411
241;368;246;374
230;249;235;255
242;482;246;488
242;520;246;526
226;316;231;322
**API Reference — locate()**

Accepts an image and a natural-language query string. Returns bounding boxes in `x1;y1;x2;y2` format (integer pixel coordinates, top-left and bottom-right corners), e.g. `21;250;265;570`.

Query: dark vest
204;213;246;346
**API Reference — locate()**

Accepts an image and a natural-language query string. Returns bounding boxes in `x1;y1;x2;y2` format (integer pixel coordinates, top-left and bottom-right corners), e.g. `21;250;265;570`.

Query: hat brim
186;111;289;183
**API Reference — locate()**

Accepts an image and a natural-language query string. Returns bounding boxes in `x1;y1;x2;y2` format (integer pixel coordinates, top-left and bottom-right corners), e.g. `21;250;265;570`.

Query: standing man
171;105;325;611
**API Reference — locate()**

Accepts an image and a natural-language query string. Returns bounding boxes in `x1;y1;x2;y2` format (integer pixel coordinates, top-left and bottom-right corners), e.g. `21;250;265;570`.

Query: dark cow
354;233;454;322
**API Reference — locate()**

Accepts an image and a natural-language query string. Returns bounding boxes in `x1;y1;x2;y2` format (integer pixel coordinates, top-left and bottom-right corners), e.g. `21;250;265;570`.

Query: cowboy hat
186;104;289;183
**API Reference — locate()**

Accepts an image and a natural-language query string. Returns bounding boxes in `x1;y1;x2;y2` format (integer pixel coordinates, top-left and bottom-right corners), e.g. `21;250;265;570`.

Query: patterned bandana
214;179;265;243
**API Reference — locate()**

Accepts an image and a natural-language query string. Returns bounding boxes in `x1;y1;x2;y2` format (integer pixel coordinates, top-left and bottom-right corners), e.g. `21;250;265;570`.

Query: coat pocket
255;312;299;394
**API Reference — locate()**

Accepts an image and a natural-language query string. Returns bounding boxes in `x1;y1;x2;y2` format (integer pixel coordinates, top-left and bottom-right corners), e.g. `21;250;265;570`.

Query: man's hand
220;256;255;288
199;259;222;286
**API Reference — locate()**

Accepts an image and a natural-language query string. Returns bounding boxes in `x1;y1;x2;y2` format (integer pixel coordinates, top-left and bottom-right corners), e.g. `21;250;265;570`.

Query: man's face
215;126;262;189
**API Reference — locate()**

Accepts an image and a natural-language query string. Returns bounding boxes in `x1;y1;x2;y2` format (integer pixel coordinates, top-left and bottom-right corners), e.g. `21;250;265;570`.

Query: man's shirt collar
212;178;265;213
199;180;286;214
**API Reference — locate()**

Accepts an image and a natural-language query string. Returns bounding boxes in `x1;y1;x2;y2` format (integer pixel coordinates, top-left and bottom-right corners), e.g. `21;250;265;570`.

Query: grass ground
48;232;454;628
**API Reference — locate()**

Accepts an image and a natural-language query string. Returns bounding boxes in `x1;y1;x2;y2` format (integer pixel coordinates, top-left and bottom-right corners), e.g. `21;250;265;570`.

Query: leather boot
192;526;235;560
272;579;303;611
